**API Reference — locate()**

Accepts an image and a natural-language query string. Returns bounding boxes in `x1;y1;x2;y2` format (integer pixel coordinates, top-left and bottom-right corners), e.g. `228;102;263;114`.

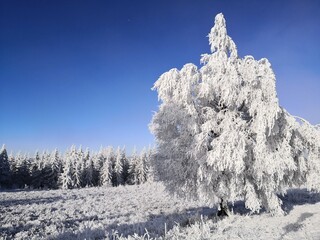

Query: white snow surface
0;182;203;239
1;182;320;239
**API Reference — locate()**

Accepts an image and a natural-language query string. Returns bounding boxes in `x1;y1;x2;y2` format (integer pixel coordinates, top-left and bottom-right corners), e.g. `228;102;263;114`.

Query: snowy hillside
1;182;320;239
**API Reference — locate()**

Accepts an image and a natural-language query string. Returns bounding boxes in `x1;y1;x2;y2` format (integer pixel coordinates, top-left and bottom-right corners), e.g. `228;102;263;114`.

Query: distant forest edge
0;144;154;190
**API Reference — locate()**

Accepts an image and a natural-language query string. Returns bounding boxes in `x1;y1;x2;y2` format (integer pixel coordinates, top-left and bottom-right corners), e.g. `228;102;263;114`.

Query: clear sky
1;0;319;153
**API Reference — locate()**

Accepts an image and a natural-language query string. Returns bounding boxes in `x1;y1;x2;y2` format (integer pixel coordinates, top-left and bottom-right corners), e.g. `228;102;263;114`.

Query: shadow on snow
56;189;320;238
0;196;63;207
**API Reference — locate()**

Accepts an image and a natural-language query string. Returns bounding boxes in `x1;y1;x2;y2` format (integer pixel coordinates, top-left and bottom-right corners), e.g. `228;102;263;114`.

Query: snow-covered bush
150;13;320;214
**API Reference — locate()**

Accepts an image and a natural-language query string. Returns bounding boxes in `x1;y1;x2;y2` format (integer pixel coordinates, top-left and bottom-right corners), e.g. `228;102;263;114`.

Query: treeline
0;144;154;190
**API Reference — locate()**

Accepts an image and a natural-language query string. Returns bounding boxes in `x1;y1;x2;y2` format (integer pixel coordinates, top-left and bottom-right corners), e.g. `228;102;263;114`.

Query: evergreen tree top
1;144;6;153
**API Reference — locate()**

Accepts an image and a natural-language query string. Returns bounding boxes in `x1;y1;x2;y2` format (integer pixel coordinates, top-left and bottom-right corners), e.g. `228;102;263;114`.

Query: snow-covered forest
0;145;154;190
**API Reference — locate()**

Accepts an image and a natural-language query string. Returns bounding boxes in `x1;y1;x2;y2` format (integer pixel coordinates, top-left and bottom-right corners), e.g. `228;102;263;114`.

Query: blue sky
1;0;319;153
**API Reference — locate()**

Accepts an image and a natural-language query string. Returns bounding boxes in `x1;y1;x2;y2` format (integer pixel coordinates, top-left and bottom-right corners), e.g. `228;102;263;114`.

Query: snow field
1;183;320;239
0;182;205;239
165;189;320;240
164;201;320;240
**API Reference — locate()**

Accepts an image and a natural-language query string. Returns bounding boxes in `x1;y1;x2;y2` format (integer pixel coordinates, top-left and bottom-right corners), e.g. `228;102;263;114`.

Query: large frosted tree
150;13;320;214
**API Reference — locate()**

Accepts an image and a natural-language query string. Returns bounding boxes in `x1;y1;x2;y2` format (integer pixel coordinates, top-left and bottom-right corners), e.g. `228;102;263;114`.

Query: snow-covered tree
41;151;58;189
0;145;11;188
59;146;76;189
29;151;55;189
50;149;62;172
99;147;114;187
150;13;320;214
8;151;16;175
121;147;130;185
82;148;94;187
139;148;148;184
49;149;63;189
145;146;155;182
113;147;124;186
128;147;139;185
92;147;105;186
9;152;18;188
129;148;147;185
29;151;42;189
73;146;84;188
60;159;73;190
15;152;31;188
129;147;153;184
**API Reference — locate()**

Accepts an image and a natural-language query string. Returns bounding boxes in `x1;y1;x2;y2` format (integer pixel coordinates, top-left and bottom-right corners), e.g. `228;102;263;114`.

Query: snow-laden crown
208;13;238;59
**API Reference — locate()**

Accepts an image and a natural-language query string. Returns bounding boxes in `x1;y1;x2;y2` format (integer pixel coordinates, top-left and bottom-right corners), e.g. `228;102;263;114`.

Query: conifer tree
60;159;74;189
132;148;146;185
146;146;155;182
41;151;57;189
59;147;76;189
129;147;139;185
0;145;11;188
113;147;124;186
29;151;42;189
73;146;84;188
92;147;105;186
82;148;93;187
15;152;31;188
8;151;16;183
121;147;130;185
49;149;62;189
140;148;148;183
100;147;114;187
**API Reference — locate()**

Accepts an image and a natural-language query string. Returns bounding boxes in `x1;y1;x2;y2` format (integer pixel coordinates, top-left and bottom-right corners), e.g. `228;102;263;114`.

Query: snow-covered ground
164;189;320;240
0;182;204;239
1;182;320;239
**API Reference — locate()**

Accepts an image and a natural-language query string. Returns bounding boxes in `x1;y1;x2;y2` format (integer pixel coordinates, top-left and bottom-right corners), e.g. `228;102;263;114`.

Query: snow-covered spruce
0;144;11;188
0;145;154;190
150;13;320;214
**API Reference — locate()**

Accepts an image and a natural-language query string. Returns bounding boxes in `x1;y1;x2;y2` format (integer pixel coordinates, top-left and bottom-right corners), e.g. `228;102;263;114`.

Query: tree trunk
217;198;229;217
